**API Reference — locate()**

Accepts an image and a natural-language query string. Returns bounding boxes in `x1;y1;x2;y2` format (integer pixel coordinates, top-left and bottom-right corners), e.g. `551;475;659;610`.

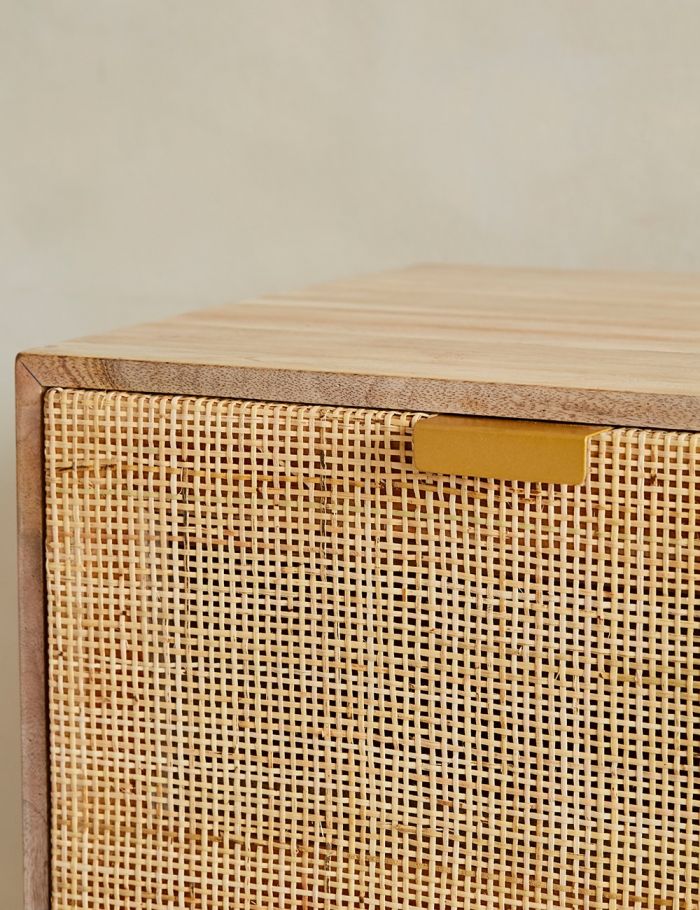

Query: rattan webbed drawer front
44;388;700;910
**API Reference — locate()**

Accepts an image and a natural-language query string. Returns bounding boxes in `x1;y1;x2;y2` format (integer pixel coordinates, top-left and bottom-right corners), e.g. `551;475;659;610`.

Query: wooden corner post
16;357;49;910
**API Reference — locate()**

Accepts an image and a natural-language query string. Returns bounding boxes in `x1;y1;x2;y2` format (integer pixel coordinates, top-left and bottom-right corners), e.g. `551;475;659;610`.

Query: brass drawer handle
413;415;610;484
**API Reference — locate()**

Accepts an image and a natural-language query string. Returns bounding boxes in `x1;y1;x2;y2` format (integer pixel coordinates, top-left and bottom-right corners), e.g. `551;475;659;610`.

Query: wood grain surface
18;262;700;429
15;358;49;910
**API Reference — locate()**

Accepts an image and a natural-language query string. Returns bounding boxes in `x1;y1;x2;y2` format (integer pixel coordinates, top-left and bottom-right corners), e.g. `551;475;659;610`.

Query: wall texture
3;1;700;904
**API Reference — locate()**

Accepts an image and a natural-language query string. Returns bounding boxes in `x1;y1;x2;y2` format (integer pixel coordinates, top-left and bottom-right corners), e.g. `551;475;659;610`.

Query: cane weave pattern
45;389;700;909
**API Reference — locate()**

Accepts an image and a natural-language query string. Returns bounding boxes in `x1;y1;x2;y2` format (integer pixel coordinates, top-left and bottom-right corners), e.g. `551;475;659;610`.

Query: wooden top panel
19;263;700;430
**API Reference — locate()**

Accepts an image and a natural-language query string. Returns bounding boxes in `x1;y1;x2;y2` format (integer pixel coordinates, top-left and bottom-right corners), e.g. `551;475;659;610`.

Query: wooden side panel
16;358;49;910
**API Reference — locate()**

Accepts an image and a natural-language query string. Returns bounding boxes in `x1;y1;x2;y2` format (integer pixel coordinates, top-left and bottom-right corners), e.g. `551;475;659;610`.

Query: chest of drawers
17;265;700;909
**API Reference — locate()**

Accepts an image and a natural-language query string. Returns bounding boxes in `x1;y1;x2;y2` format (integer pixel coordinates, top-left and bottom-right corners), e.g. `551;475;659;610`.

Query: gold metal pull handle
413;416;610;484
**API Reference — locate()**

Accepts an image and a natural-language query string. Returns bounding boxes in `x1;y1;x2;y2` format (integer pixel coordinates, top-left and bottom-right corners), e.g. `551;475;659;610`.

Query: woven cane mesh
45;389;700;910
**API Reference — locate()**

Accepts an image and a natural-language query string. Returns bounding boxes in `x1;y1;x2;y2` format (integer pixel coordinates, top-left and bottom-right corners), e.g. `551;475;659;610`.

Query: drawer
44;389;699;909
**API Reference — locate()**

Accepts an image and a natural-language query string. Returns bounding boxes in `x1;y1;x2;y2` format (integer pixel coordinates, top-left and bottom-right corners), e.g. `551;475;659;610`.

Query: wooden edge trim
18;351;700;432
16;356;49;910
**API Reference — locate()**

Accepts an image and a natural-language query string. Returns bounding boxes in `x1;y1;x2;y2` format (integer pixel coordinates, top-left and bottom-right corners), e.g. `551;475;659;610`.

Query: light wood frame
16;357;49;910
